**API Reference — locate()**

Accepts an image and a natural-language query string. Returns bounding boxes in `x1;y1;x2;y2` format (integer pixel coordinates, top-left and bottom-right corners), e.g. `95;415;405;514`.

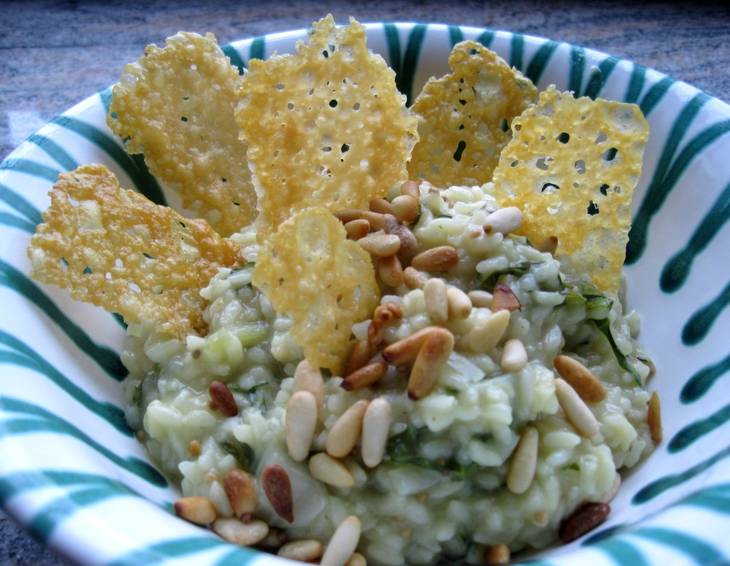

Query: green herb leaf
221;440;255;471
592;318;642;385
132;383;143;408
479;261;532;292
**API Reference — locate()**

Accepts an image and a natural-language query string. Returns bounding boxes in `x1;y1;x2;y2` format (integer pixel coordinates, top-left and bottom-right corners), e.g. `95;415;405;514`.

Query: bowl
1;21;729;566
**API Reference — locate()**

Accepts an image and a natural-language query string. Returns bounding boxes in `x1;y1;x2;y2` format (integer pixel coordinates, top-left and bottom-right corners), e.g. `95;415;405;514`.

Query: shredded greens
479;261;532;292
221;439;255;471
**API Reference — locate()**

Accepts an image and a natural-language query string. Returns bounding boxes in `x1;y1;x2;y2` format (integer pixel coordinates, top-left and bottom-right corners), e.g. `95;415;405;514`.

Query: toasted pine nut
492;284;521;311
501;338;528;372
309;452;355;488
447;286;472;320
648;391;662;444
388;223;419;264
223;469;257;520
293;360;325;407
553;355;606;403
484;543;511;565
208;381;238;417
483;206;523;235
326;400;369;458
261;464;294;523
357;233;401;257
335;209;386;231
383;326;448;365
286;391;318;462
174;496;217;525
321;516;362;566
346;552;367;566
370;197;396;215
411;245;459;272
559;502;610;543
344;340;372;375
467;309;510;352
278;539;324;561
537;235;558;255
391;194;419;224
424;278;448;323
507;426;538;494
555;378;600;438
408;328;455;399
376;255;404;287
344;219;370;240
403;266;428;289
342;360;388;391
400;179;420;199
468;289;492;308
362;398;392;467
368;302;402;347
213;518;269;546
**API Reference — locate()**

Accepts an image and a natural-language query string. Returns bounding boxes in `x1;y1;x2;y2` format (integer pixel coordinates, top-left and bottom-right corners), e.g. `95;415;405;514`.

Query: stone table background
1;0;729;563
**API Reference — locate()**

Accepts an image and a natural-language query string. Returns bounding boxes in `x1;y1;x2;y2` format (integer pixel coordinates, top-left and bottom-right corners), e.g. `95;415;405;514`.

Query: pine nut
223;469;257;520
213;518;269;546
321;516;362;566
411;245;459;272
382;326;448;365
376;255;404;287
293;360;325;407
174;496;217;525
261;464;294;523
553;355;606;403
389;223;419;264
370;197;396;215
555;378;600;438
392;194;419;224
403;266;428;289
357;233;401;257
368;302;402;347
344;340;372;375
278;539;324;561
344;219;370;240
559;502;610;543
342;360;388;391
501;338;528;372
362;398;392;467
491;284;521;311
208;381;238;417
483;206;523;235
507;426;538;494
468;289;492;308
447;286;472;319
537;235;558;255
467;309;510;352
346;552;367;566
326;400;369;458
286;391;318;462
308;452;355;488
335;209;386;231
400;179;420;199
424;278;448;323
408;328;455;399
648;391;662;444
484;543;511;565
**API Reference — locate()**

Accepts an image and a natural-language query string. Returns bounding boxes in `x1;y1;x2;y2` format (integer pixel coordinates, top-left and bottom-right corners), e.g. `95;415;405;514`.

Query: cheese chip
409;41;537;187
108;32;255;236
27;165;241;337
491;87;649;294
252;207;380;372
236;15;418;240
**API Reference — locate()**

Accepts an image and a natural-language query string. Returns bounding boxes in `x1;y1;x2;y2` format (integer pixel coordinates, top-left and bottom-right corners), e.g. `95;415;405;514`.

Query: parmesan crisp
236;15;418;240
27;164;241;337
108;32;256;236
491;87;649;294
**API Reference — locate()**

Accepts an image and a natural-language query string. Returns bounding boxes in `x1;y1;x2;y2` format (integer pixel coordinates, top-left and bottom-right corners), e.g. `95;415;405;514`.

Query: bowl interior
1;21;729;566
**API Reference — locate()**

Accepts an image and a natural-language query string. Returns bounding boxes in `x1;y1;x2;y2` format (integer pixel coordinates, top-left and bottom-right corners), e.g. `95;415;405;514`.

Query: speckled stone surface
1;0;729;563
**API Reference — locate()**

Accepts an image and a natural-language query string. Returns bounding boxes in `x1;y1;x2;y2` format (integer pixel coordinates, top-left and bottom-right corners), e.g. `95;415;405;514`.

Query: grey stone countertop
1;0;729;564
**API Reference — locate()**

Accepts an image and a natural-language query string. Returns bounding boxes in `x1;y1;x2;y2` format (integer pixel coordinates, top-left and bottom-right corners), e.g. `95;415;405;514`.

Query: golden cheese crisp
491;87;649;294
236;15;418;240
408;40;537;187
27;164;241;337
108;32;255;236
252;207;380;372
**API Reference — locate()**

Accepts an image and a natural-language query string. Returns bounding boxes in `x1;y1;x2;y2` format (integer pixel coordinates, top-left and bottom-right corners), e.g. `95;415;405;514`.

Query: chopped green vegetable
593;317;642;385
221;439;255;471
233;322;269;347
480;261;532;291
132;382;143;408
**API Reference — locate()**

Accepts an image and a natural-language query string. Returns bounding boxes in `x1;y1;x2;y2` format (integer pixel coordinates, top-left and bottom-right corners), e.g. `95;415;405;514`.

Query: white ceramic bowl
1;22;729;566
